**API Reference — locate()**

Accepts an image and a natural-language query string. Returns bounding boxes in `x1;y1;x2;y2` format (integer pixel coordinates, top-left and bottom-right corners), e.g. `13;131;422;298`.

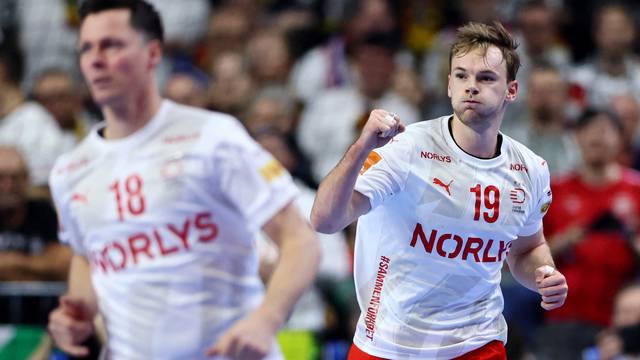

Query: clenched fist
357;109;406;151
535;265;568;310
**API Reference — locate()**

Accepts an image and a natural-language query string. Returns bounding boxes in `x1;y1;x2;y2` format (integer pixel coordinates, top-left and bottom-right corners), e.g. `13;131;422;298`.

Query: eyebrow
453;67;498;75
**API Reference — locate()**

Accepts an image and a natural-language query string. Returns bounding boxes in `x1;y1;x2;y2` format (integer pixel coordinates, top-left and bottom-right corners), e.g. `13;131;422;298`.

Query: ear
447;74;452;98
147;40;163;70
505;80;518;102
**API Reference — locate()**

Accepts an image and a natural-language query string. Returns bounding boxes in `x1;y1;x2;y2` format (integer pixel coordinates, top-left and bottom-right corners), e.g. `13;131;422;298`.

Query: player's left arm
507;229;568;310
207;201;320;358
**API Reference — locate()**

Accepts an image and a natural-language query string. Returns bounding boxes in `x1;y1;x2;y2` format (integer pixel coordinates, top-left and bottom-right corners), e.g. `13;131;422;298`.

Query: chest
67;146;210;231
404;156;535;231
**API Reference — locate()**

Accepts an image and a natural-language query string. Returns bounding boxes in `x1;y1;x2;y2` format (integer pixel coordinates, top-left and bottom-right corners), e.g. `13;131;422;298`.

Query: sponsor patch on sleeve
540;201;551;214
259;159;285;182
360;151;382;175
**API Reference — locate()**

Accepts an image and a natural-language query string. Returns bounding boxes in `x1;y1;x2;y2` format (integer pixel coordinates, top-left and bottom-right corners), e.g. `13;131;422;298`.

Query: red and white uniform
352;116;552;359
49;100;296;359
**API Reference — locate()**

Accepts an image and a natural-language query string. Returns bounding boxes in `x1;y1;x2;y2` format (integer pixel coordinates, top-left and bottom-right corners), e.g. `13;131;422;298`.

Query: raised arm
311;109;404;233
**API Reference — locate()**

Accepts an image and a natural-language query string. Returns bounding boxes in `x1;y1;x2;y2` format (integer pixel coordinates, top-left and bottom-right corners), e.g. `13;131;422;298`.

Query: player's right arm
311;109;404;234
48;254;98;357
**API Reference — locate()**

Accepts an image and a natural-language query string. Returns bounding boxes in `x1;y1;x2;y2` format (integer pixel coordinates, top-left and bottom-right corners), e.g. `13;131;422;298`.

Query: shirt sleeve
49;168;87;255
212;121;298;231
519;159;553;237
354;132;414;209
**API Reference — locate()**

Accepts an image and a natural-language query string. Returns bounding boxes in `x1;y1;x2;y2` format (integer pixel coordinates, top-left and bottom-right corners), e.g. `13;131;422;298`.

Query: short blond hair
449;21;520;82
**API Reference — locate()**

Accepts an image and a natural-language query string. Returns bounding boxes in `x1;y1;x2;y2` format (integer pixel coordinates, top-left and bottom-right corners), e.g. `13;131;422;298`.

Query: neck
102;90;162;140
451;112;503;158
579;162;621;185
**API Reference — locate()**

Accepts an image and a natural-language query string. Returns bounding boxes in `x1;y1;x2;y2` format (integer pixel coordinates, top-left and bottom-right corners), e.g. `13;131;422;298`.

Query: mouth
463;100;481;104
91;76;112;87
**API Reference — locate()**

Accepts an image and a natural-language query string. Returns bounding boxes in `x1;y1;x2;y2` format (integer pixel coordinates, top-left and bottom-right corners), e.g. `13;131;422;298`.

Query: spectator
244;86;316;188
297;31;420;182
200;5;252;73
207;51;255;118
0;47;67;188
163;71;209;109
584;282;640;360
570;4;640;108
0;146;71;327
16;0;78;90
31;68;94;150
508;0;571;119
421;0;502;117
246;29;293;87
503;63;580;176
290;0;398;105
610;94;640;170
539;109;640;359
0;145;71;282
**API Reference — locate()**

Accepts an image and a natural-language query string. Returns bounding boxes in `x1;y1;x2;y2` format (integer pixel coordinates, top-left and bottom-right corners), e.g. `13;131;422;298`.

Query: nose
465;81;479;95
82;48;106;71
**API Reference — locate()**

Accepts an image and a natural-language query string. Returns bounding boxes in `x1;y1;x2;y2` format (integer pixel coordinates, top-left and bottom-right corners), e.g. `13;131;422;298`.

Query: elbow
310;210;342;234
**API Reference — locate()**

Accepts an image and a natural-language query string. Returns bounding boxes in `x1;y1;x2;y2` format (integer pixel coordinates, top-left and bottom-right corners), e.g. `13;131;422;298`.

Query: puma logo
433;178;453;196
71;193;88;204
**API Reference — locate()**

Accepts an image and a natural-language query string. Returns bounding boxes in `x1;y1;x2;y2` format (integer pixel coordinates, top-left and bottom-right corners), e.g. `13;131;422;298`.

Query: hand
356;109;405;151
535;265;568;310
206;309;280;359
47;295;94;357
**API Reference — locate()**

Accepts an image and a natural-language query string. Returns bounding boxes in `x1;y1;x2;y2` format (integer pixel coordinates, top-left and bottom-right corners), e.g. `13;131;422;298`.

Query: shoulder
402;116;446;140
48;128;99;189
165;101;239;127
502;133;550;181
162;101;247;140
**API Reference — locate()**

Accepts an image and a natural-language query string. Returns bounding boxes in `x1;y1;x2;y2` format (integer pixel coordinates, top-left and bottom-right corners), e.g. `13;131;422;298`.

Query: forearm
508;242;555;291
67;255;99;317
311;140;370;233
258;230;320;328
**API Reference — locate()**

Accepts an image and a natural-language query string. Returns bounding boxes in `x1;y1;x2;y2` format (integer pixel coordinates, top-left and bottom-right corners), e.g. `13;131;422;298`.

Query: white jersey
352;116;552;359
49;100;296;360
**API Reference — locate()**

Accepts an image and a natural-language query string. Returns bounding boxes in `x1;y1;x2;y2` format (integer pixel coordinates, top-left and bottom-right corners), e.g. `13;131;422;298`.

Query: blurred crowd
1;0;639;359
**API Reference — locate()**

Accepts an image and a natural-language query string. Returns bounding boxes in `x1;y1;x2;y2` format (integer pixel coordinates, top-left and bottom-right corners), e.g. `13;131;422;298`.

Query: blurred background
0;0;639;359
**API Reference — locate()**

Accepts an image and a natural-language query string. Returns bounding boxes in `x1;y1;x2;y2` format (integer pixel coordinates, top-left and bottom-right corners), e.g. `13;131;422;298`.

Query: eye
479;75;496;82
455;73;466;79
78;43;91;55
103;39;124;49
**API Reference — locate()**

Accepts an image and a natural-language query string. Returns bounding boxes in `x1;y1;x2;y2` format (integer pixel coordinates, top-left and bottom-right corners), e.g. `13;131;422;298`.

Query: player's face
77;9;158;107
448;46;517;126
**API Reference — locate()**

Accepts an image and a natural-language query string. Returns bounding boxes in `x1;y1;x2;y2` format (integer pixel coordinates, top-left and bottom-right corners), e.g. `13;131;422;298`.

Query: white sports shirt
49;100;296;359
352;116;552;359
